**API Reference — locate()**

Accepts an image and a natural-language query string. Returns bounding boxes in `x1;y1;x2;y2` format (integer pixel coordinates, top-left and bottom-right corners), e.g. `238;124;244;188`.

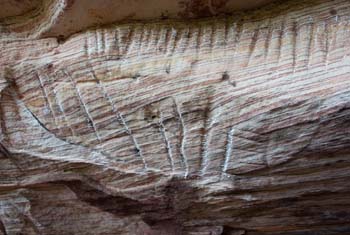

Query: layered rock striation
1;0;350;234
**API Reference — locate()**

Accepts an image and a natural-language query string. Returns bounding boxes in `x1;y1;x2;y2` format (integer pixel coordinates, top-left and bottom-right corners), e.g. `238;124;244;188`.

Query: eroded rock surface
1;0;350;234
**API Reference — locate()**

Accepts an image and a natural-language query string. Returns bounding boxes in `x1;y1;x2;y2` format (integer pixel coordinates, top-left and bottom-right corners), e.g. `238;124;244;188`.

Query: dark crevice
60;180;169;217
54;179;197;233
222;226;246;235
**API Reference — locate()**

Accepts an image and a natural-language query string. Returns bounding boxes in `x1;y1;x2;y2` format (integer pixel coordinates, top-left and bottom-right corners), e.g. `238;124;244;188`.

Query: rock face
1;0;350;234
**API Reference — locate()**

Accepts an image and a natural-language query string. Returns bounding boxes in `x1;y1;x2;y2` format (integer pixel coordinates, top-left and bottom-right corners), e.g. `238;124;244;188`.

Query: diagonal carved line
0;219;7;235
21;97;112;158
246;27;259;67
118;113;147;169
10;201;43;235
36;72;59;131
90;71;148;169
222;126;235;174
62;69;102;143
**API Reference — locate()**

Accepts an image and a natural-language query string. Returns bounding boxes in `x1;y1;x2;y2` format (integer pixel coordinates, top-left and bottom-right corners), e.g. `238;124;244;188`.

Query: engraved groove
90;70;148;169
62;69;102;143
173;98;189;177
158;113;175;171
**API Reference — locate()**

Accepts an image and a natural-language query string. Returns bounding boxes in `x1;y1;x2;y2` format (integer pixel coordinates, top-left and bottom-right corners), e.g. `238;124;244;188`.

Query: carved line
63;69;102;143
292;21;297;73
5;85;115;164
11;201;43;235
264;20;273;62
222;126;235;174
36;72;60;131
324;21;331;70
158;113;175;171
173;98;189;177
118;113;148;169
246;27;259;67
200;88;214;175
277;19;286;66
90;71;148;169
51;83;76;137
307;18;314;69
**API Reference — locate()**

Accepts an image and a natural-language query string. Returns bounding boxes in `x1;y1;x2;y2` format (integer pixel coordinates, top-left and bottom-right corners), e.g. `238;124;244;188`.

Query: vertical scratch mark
292;21;298;73
200;90;213;175
137;24;145;57
236;22;243;49
124;26;135;56
164;27;171;55
183;26;191;53
121;27;129;56
96;29;101;54
200;124;211;175
86;31;94;59
325;21;330;70
114;28;120;56
264;24;273;62
158;114;174;171
103;29;107;54
136;26;144;54
246;27;259;67
171;27;180;55
91;71;147;169
222;127;234;174
154;25;162;53
84;34;89;58
173;98;189;178
63;69;101;143
209;22;215;54
307;19;314;69
96;29;105;55
224;19;229;48
196;23;202;55
143;25;152;54
94;30;99;55
230;22;243;66
104;29;109;54
0;98;7;142
277;20;285;66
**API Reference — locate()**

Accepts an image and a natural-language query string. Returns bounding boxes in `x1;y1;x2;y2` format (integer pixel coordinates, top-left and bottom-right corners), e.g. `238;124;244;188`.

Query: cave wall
1;0;350;234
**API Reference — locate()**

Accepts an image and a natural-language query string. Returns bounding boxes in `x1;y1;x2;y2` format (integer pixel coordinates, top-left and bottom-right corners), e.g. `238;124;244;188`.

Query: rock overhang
0;0;276;39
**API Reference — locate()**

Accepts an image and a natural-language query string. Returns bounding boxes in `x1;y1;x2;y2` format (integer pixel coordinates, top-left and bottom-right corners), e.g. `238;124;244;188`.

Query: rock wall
1;0;350;234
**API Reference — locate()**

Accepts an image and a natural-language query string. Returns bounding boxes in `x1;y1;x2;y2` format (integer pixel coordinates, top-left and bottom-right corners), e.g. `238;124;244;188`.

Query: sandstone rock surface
1;0;350;234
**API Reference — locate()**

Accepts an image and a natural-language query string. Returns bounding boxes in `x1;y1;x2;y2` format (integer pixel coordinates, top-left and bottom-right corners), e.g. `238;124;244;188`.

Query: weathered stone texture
0;0;350;234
